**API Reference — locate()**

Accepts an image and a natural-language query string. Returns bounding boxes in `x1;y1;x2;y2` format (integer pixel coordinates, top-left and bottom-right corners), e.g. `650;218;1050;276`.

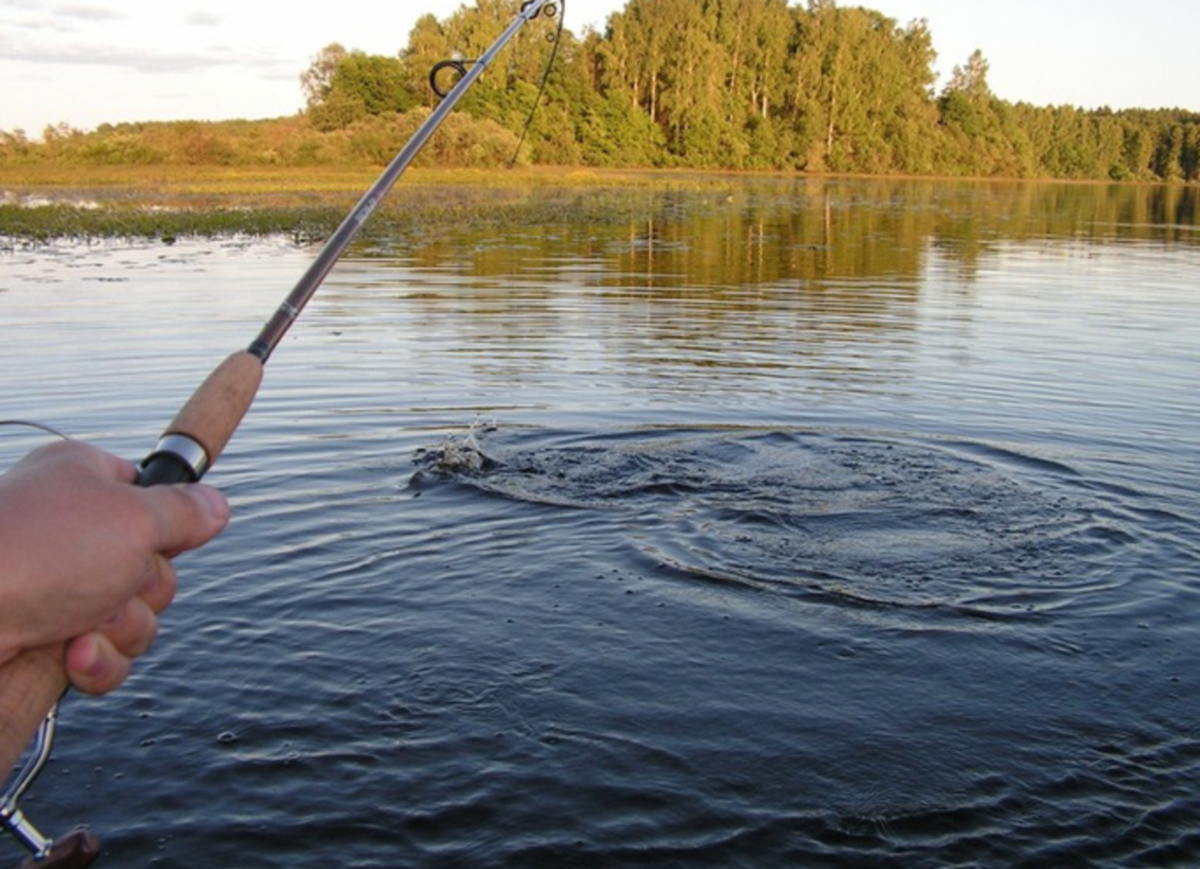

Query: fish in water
411;419;499;485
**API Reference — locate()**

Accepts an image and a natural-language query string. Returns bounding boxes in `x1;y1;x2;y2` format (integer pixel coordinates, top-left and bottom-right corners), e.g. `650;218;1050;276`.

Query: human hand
0;439;229;694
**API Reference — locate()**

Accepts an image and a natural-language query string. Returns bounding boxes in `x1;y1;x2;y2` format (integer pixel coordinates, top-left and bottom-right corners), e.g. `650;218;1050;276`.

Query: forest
2;0;1198;182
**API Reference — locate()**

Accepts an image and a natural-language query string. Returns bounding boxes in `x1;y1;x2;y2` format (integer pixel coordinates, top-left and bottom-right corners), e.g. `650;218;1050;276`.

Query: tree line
3;0;1198;182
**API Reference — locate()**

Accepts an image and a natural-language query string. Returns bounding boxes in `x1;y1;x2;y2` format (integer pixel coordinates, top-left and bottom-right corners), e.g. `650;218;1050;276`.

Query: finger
138;554;179;615
20;439;139;485
137;483;230;555
65;633;134;696
96;597;159;659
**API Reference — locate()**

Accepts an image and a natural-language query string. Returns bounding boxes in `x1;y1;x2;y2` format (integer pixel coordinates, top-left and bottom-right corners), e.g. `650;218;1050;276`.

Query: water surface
2;177;1198;868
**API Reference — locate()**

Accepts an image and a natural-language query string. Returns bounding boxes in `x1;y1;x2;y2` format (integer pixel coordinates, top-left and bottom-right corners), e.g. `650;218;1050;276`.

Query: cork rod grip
162;351;264;470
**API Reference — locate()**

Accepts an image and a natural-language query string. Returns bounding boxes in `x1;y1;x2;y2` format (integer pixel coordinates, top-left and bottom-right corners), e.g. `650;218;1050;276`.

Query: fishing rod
0;2;558;866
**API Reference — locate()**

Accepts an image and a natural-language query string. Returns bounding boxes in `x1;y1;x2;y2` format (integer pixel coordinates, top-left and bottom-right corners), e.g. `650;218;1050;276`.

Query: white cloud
184;10;223;27
53;4;125;22
2;39;232;72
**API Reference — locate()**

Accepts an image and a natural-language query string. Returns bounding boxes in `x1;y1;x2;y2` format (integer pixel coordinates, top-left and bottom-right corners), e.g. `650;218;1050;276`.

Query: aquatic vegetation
0;201;339;245
0;166;709;245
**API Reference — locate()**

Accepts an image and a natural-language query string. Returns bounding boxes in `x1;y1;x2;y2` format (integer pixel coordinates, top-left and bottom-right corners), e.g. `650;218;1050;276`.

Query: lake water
2;177;1198;868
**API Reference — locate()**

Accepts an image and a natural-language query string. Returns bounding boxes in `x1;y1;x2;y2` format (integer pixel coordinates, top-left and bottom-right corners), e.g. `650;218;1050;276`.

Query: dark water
2;178;1199;868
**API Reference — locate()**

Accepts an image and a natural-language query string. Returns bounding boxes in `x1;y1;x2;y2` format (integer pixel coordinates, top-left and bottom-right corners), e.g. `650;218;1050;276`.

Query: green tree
305;49;415;131
936;49;1035;176
1183;124;1200;181
1158;124;1186;181
787;3;936;173
301;43;348;109
403;14;453;107
0;128;33;163
330;52;414;116
947;49;990;100
11;0;1200;179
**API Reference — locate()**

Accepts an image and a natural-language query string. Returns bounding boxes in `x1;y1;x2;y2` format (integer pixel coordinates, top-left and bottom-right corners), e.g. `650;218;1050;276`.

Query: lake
2;177;1198;868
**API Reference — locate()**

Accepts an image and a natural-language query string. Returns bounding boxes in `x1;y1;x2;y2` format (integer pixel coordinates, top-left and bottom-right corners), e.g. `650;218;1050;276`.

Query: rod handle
139;351;264;483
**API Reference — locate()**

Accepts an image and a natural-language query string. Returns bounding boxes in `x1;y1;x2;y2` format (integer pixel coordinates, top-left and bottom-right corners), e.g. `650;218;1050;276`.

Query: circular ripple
418;426;1135;617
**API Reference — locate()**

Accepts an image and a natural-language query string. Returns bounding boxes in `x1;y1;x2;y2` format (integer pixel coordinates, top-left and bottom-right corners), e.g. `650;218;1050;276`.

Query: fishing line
428;2;565;169
509;0;566;168
0;420;70;442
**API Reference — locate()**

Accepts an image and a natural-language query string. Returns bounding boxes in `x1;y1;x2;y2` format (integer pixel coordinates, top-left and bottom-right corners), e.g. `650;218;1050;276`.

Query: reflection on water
365;176;1200;288
1;177;1198;869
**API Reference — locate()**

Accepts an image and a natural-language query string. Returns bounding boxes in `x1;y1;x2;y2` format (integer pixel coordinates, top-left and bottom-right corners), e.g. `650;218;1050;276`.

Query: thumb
139;483;231;555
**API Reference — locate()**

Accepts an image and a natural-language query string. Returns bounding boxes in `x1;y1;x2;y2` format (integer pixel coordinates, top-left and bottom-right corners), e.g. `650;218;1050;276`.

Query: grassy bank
0;164;737;243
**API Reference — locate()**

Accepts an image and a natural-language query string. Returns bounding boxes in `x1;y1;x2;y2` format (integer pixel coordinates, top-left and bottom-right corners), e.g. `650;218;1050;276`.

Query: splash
417;424;1138;619
413;416;499;475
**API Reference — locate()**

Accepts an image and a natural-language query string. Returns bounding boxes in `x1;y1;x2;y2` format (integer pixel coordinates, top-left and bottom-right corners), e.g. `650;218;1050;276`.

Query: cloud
53;4;124;23
0;4;288;78
1;3;250;75
185;10;222;26
0;35;237;74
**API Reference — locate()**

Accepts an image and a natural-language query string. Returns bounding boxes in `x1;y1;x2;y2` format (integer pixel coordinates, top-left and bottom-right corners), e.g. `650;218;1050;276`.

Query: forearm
0;643;67;779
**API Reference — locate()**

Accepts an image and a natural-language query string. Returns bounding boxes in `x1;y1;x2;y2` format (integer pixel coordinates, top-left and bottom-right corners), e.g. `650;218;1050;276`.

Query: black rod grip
136;452;198;487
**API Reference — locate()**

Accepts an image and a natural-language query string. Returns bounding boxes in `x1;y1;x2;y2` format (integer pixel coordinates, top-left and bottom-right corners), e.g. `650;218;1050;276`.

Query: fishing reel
2;698;101;869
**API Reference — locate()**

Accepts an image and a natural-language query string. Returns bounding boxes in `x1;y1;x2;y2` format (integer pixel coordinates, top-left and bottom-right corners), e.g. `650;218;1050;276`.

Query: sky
2;0;1198;137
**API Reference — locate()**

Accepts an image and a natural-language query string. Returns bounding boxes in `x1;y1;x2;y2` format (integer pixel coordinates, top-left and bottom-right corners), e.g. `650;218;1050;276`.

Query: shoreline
3;163;1197;199
2;165;1196;244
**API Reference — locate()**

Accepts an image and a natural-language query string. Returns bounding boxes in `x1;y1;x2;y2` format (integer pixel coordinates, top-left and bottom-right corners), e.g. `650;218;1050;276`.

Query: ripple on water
415;424;1147;620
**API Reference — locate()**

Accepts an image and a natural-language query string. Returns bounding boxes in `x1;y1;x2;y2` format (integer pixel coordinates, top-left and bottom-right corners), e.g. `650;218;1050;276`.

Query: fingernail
79;636;107;678
191;484;230;526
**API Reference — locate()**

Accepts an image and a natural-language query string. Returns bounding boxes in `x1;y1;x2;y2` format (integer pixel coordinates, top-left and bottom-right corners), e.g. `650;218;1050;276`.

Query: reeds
0;165;726;244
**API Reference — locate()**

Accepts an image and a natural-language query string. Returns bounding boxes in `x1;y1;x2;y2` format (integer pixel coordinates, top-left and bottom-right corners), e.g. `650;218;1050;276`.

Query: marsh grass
0;165;737;244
